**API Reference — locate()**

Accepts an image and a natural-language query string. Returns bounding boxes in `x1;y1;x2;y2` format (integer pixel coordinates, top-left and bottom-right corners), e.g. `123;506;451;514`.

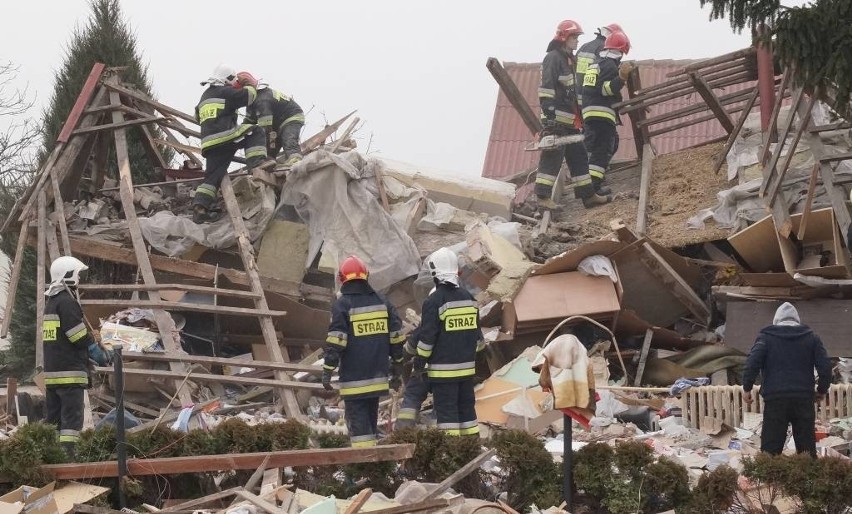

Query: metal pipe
756;24;777;132
113;343;127;509
563;415;573;510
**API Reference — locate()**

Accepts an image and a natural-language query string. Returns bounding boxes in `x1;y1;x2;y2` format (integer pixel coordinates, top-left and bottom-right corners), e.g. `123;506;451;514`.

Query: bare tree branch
0;61;38;191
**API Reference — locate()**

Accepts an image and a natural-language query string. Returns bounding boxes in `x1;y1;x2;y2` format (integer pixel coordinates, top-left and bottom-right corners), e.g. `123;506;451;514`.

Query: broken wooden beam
767;95;816;207
633;329;653;387
714;86;760;173
121;351;322;374
160;487;244;512
819;151;852;164
300;110;356;153
78;299;286;318
93;366;324;391
639;243;709;322
486;57;543;135
636;144;655;235
667;47;755;78
688;72;735;133
42;445;416;480
78;282;261;299
344;489;373;514
423;448;496;501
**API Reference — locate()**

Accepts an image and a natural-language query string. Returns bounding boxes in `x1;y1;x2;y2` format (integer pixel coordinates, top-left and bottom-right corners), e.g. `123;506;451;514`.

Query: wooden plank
120;351;321;374
639;243;709;322
105;81;198;125
160;487;244;513
1;218;30;337
639;86;756;129
5;378;16;424
73;115;170;135
89;391;160;418
300;110;356;153
44;218;61;263
667;47;755;77
689;72;735;133
42;445;416;480
78;299;285;317
625;68;647;158
126;399;217;435
158;127;203;167
139;124;169;169
797;162;821;240
714;87;760;173
93;366;325;391
220;175;303;419
89;131;111;193
620;70;753;115
532;210;551;238
768;95;816;207
235;490;283;514
77;282;261;299
64;236;311;299
344;489;373;514
636;144;655;235
58;63;106;142
820;151;852;164
633;329;653;387
423;448;496;501
810;121;852;133
35;193;47;369
624;60;750;109
799;100;852;236
760;87;805;198
243;455;272;494
760;71;791;165
486;57;543;135
640;57;747;95
50;175;72;254
108;85;192;407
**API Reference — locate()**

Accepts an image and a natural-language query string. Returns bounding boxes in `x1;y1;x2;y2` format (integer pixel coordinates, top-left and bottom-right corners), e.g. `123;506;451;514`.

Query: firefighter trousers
270;122;304;159
397;373;429;429
534;128;594;200
431;379;479;436
584;118;618;191
46;386;84;459
194;127;269;209
345;396;380;447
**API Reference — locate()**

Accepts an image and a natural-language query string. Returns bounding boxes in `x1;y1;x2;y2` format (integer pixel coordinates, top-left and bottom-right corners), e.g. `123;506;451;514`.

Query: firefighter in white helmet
412;248;485;436
43;256;112;459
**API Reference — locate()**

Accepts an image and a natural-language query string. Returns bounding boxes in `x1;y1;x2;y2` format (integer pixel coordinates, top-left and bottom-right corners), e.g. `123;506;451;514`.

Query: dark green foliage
699;0;852;119
254;419;312;451
683;465;741;514
0;422;67;485
574;442;614;500
612;440;654;480
490;429;563;512
127;425;185;458
211;418;258;454
644;458;691;513
181;428;216;456
77;425;117;462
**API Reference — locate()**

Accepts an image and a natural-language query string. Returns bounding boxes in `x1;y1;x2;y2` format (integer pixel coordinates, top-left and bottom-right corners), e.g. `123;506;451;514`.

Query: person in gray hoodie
742;302;832;457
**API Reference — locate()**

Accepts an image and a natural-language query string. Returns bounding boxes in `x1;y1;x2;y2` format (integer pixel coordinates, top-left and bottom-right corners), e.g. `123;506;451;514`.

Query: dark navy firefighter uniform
582;50;625;192
396;330;430;428
575;34;606;104
43;289;95;455
323;280;406;447
193;83;269;211
415;284;485;436
245;88;305;160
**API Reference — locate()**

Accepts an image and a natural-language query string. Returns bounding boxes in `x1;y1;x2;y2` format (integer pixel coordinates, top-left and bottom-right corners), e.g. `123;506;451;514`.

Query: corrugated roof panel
483;58;758;180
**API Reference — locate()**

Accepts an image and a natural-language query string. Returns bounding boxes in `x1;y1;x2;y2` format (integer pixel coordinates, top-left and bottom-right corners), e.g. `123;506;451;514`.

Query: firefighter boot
592;177;612;197
537;196;560;211
582;193;612;209
193;204;221;224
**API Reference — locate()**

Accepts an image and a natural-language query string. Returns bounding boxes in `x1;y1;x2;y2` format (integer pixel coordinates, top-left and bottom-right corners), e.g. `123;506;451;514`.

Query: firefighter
322;256;406;447
192;64;275;224
535;20;611;211
236;72;306;166
582;31;634;196
43;256;112;459
576;23;623;98
412;248;485;436
396;328;430;429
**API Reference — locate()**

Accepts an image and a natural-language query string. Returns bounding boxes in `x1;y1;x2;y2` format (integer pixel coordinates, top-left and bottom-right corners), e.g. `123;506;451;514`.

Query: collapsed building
0;39;851;513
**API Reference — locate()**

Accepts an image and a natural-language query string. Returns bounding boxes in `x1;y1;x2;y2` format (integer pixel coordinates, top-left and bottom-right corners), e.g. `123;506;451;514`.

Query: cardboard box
0;483;58;514
776;208;850;279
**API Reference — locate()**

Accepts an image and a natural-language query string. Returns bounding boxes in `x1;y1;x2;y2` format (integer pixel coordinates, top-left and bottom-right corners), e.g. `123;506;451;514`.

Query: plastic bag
577;255;617;282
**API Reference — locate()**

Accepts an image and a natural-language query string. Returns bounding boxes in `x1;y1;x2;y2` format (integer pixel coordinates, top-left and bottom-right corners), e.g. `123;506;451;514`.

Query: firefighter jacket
195;84;265;159
246;88;305;142
323;280;405;399
416;283;485;382
575;35;606;104
43;290;94;388
581;52;625;124
539;47;582;130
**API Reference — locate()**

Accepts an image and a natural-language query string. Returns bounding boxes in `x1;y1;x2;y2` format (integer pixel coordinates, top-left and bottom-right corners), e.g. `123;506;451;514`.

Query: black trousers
431;379;479;436
584;118;617;190
760;396;817;457
345;396;380;447
194;127;268;209
397;373;430;429
535;127;593;200
270;122;304;158
46;386;84;458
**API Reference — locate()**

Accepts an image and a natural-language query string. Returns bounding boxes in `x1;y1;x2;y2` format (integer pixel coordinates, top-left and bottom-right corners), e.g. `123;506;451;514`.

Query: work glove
389;363;403;392
87;342;112;367
618;62;635;81
321;369;334;391
283;153;303;167
411;356;427;379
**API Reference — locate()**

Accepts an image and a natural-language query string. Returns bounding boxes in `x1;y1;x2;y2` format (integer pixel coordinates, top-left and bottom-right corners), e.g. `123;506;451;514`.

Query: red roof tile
482;59;755;180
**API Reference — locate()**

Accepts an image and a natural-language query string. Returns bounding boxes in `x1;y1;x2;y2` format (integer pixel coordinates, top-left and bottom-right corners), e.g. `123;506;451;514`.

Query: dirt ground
522;142;734;261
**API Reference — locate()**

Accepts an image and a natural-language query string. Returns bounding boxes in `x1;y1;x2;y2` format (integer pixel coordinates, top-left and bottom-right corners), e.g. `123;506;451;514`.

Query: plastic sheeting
577;255;617;282
138;176;277;257
278;150;421;292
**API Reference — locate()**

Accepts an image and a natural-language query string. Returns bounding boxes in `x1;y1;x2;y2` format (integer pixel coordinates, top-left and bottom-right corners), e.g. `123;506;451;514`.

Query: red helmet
604;31;631;54
235;71;258;89
554;20;583;42
338;255;368;284
601;23;623;37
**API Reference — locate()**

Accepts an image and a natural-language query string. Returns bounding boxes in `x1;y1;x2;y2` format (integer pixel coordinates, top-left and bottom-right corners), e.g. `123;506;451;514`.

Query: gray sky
2;0;756;177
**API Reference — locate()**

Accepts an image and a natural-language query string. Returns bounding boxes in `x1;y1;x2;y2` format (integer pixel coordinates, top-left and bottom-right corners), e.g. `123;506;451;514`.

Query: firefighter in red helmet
322;255;405;447
535;20;611;211
582;31;634;197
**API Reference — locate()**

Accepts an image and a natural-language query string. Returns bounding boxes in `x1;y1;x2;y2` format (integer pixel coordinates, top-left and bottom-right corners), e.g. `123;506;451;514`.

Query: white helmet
202;64;237;86
426;248;459;286
49;256;88;287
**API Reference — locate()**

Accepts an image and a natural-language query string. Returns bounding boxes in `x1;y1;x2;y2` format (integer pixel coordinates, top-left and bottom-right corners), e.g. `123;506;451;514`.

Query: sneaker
582;193;612;209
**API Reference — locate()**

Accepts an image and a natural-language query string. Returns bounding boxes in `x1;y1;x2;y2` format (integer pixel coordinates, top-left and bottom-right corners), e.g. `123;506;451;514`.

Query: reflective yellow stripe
200;124;253;150
257;115;274;127
246;146;267;159
245;86;257;106
351;439;378;448
323;364;335;370
340;382;389;396
438;306;477;320
582;110;617;123
59;435;80;443
391;334;406;344
198;102;225;123
442;428;462;436
589;165;606;179
350;311;388;322
326;336;346;347
42;320;60;342
536;177;555;186
459;425;480;436
44;376;88;385
538;87;555;99
67;327;88;343
417;347;432;358
427;368;475;379
398;409;417;420
281;113;305;126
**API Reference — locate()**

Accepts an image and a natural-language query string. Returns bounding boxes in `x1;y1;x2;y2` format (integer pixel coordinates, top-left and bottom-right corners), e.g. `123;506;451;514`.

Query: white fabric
531;334;590;410
577;255;617;282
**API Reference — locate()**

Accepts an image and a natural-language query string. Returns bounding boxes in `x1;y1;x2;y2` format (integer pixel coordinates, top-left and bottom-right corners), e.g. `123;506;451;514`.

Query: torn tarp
278;150;421;291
